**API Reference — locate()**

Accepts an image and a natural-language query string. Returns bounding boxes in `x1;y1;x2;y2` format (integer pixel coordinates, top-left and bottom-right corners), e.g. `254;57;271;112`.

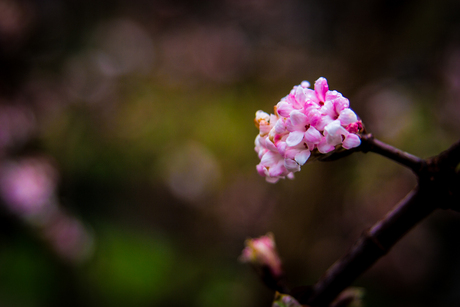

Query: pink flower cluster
255;77;363;183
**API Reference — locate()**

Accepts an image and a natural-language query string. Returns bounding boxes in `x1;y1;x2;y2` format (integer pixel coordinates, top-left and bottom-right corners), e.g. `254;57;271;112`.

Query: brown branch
359;134;425;174
434;137;460;169
302;186;436;306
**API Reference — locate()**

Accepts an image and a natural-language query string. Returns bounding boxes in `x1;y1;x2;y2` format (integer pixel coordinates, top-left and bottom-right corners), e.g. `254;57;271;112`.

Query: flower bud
240;232;283;279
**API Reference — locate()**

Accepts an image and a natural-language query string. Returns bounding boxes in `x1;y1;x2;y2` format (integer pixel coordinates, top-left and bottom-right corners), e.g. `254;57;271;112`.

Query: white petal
338;109;358;126
295;149;311;165
324;119;342;135
255;110;270;122
343;133;361;149
324;120;348;144
284;158;300;172
301;80;310;88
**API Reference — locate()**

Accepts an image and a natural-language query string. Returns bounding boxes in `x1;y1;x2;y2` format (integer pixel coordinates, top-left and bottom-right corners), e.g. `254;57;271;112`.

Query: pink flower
315;77;329;103
0;158;57;218
254;77;363;182
240;233;283;278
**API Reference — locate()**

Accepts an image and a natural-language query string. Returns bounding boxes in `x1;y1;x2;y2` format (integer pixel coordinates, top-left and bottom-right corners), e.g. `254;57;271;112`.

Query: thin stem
359;134;425;174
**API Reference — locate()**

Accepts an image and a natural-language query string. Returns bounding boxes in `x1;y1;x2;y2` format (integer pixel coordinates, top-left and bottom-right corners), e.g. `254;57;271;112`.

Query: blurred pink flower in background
0;157;57;221
0;157;93;263
240;232;283;278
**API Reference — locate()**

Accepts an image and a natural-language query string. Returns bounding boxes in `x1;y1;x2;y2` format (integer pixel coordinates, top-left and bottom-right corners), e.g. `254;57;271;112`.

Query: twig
434;137;460;169
359;134;425;174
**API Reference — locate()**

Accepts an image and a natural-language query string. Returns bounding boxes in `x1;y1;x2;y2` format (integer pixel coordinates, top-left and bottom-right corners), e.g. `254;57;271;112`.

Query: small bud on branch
240;233;288;293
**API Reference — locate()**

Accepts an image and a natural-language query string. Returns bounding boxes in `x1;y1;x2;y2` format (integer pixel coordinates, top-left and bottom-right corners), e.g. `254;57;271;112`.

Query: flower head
254;77;364;182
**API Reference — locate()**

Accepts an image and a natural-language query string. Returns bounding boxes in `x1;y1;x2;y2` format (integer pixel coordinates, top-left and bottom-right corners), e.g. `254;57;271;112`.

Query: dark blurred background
1;0;460;306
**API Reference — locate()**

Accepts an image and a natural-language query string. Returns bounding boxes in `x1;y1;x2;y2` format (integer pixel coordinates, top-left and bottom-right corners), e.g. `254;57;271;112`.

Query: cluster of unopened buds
255;77;364;183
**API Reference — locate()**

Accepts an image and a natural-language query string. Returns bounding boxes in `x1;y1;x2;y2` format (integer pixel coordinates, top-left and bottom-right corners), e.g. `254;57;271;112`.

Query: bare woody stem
303;186;436;306
359;134;425;174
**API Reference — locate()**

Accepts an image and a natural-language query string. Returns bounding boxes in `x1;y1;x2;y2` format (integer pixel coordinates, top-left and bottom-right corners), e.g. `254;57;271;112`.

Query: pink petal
314;114;334;131
260;151;281;167
295;149;311;165
284;158;300;172
317;137;335;153
294;86;306;105
333;95;350;114
325;120;348;138
265;138;278;152
256;164;266;177
256;147;267;159
277;100;294;117
255;110;270;122
314;77;329;102
284;148;297;160
276;140;287;156
289;110;308;127
286;131;304;147
342;133;361;149
301;80;310;88
274;118;287;134
266;176;280;184
325;90;340;101
324;119;348;146
304;126;322;144
307;109;322;127
304;89;319;104
268;160;288;177
320;101;337;118
256;134;267;148
338;109;357;126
